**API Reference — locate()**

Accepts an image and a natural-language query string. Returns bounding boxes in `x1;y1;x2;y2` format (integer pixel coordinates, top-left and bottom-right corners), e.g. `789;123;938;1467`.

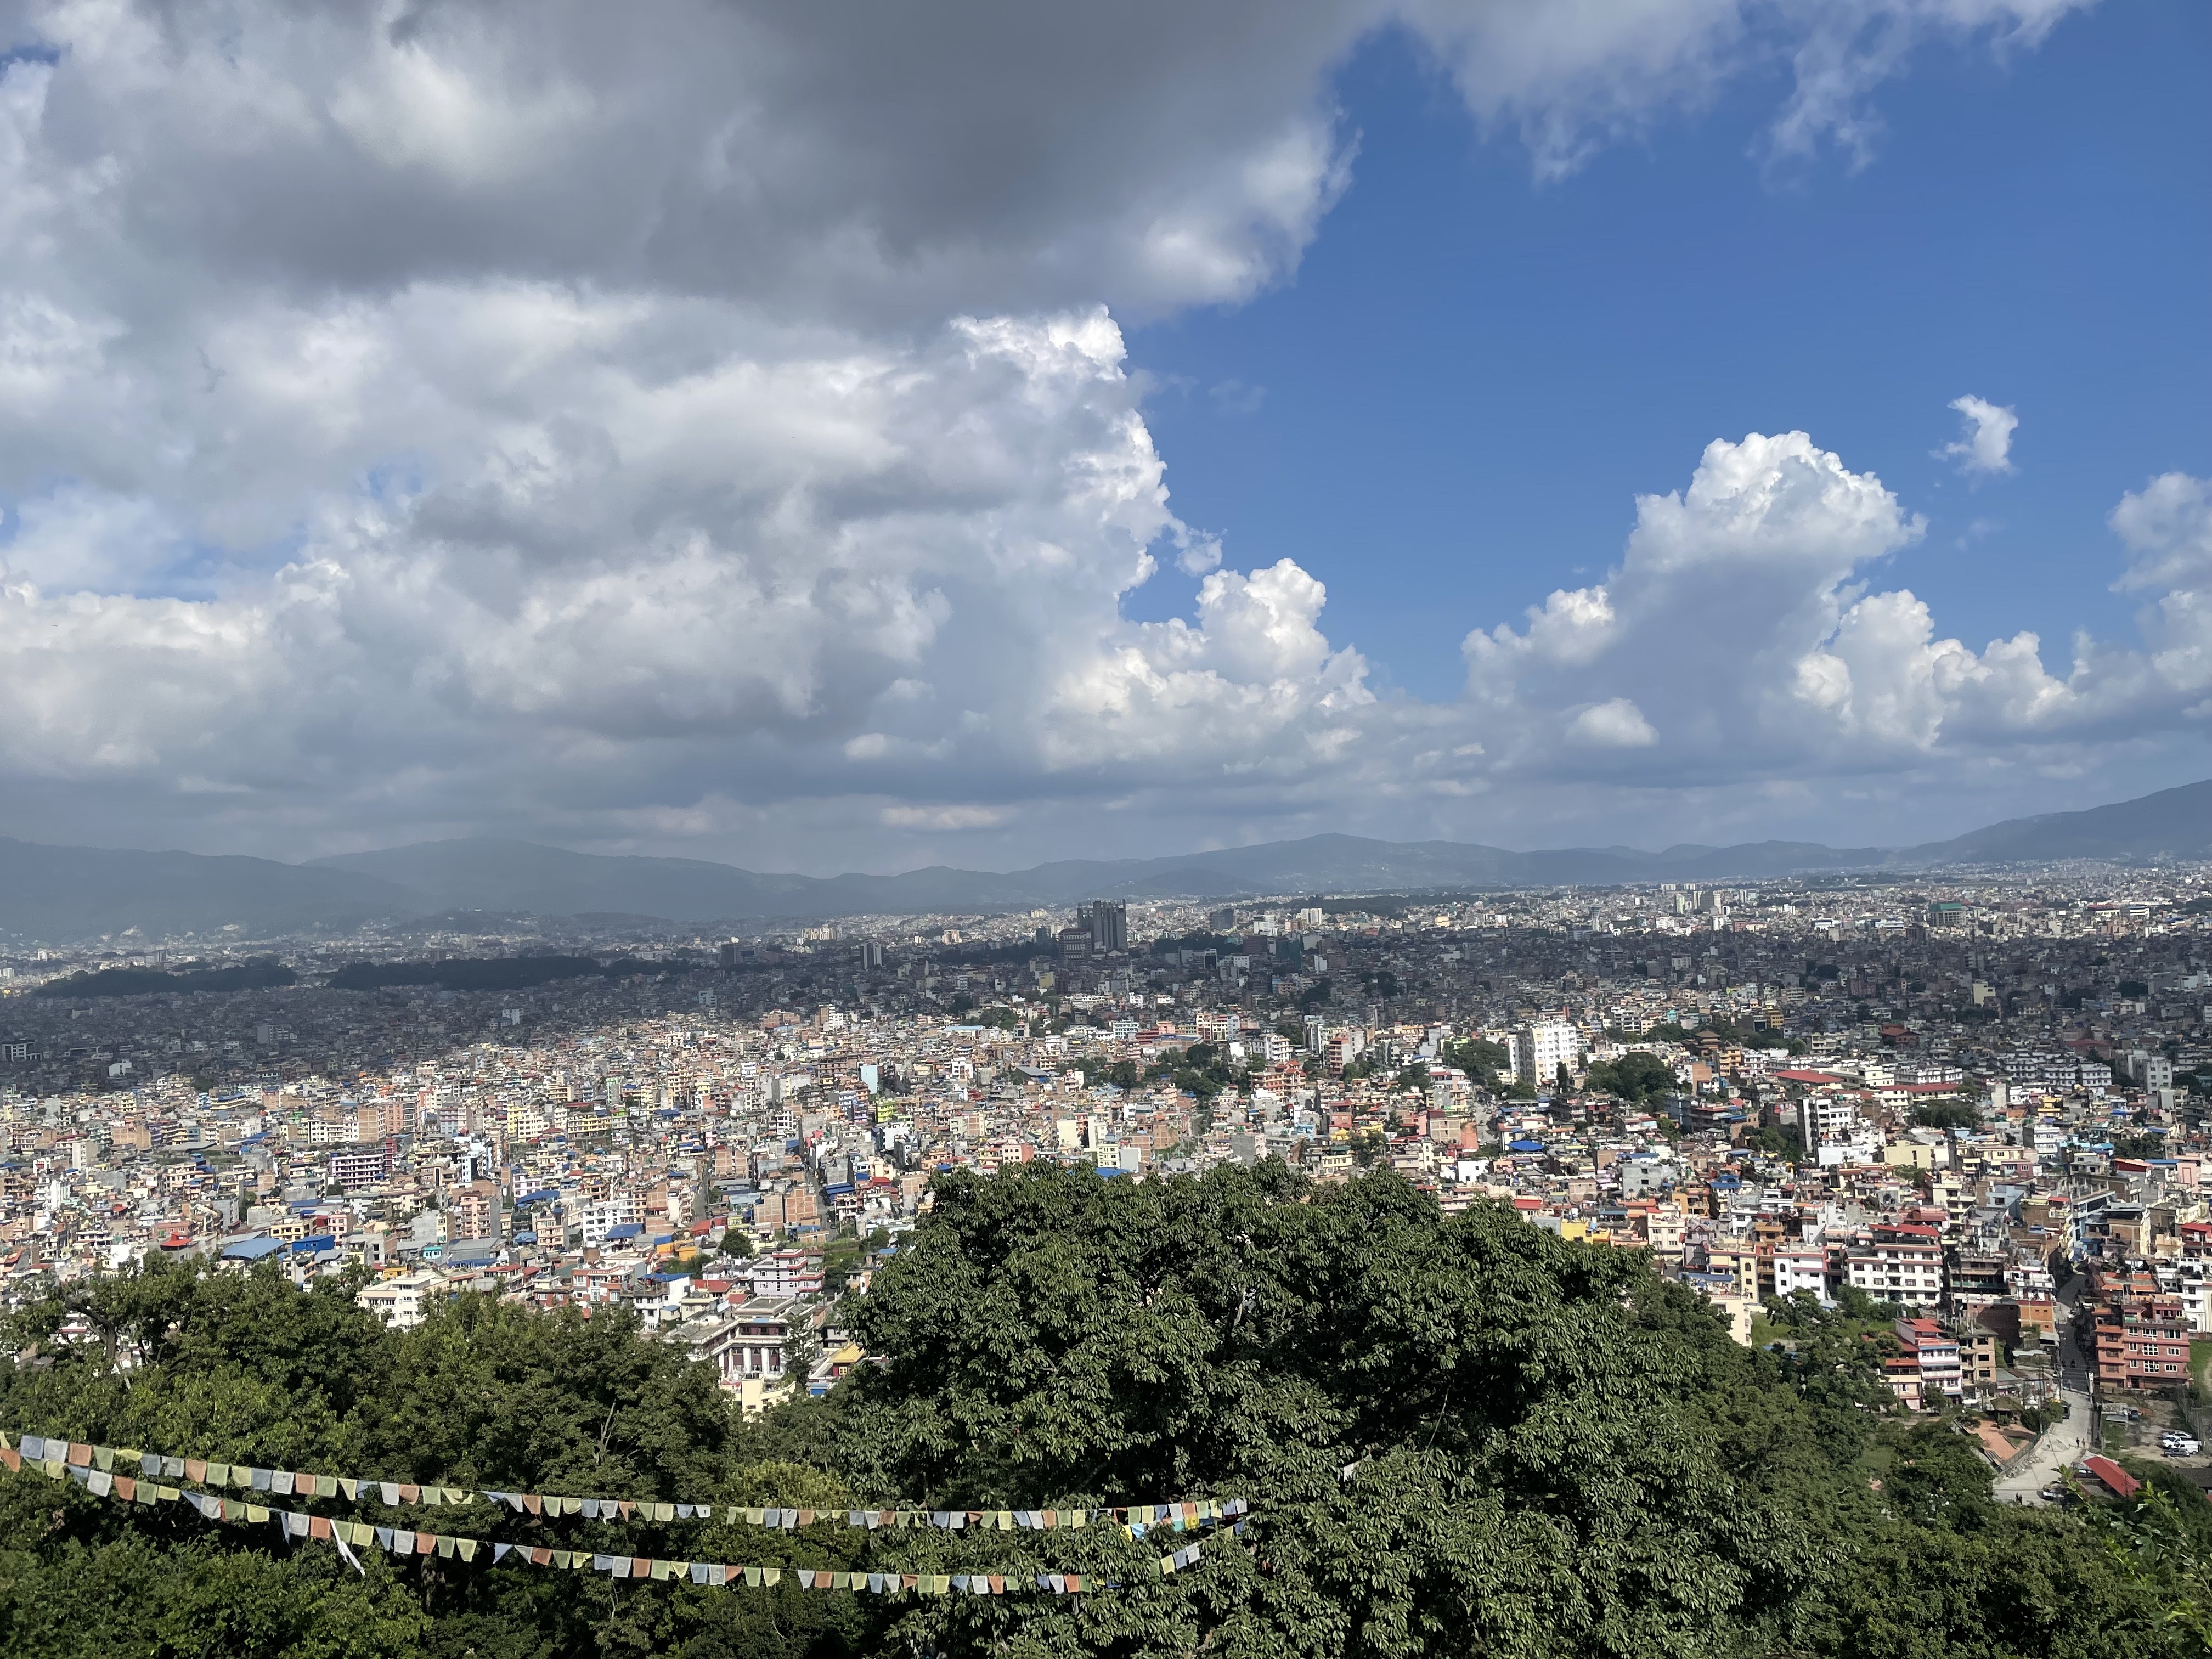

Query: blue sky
1131;2;2211;703
1;1;2208;870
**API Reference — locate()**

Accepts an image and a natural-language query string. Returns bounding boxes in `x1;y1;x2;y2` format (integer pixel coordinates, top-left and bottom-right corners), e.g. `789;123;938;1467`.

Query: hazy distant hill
2;777;2205;941
307;838;826;922
0;837;406;943
1904;777;2212;865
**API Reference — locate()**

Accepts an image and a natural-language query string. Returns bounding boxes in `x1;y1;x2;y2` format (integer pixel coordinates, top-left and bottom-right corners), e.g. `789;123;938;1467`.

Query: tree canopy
1584;1049;1675;1105
0;1165;2191;1657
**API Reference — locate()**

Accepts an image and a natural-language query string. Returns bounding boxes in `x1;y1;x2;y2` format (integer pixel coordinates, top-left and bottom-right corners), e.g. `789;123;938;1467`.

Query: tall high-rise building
1077;900;1128;954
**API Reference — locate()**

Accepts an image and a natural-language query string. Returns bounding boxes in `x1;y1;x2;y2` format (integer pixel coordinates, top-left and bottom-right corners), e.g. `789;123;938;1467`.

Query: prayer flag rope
3;1446;1098;1595
1158;1539;1205;1575
5;1432;1246;1536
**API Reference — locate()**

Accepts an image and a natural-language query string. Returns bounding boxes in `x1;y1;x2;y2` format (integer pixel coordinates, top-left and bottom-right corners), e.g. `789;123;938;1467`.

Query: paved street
1995;1274;2093;1507
1994;1385;2092;1504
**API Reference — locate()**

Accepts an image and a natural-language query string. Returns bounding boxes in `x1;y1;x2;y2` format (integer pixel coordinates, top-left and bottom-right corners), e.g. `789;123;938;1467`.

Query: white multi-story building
327;1148;388;1191
1772;1247;1831;1304
748;1249;825;1299
1846;1225;1945;1310
1804;1095;1881;1167
580;1194;643;1248
2166;1260;2212;1335
1514;1022;1580;1090
356;1268;450;1330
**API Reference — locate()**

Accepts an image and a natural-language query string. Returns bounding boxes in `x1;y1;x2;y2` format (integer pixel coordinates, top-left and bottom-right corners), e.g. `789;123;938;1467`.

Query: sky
0;0;2205;875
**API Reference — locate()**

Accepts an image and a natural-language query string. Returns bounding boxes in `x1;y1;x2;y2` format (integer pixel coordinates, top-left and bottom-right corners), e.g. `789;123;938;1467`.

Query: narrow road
1993;1385;2092;1503
1994;1272;2092;1507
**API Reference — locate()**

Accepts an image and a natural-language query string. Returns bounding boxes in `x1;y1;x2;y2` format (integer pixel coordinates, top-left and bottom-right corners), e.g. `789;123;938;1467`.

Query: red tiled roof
2085;1456;2141;1499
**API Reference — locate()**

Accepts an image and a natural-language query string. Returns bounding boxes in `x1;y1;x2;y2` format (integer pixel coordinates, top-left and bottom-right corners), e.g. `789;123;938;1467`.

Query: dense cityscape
0;0;2200;1649
8;861;2211;1500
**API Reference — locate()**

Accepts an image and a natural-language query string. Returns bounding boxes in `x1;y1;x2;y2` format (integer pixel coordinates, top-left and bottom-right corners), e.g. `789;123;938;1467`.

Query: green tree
1585;1050;1674;1105
0;1179;2181;1659
1441;1036;1511;1087
1910;1100;1982;1132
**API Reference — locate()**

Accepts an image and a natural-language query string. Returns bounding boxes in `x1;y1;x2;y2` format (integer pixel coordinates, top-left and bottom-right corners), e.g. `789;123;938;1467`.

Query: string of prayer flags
10;1451;1115;1596
1158;1541;1204;1575
10;1432;720;1524
7;1429;1234;1555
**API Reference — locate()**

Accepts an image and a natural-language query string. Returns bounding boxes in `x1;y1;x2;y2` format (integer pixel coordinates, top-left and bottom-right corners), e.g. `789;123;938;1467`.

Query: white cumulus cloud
1568;698;1658;748
1941;393;2020;477
0;0;2136;866
1457;435;2212;808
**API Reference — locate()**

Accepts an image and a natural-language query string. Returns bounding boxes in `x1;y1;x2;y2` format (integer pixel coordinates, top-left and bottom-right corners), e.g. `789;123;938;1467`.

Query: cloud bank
3;0;2180;872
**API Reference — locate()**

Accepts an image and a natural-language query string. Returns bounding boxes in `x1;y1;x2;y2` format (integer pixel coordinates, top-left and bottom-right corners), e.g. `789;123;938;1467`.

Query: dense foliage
1;1165;2194;1656
1143;1040;1251;1102
1583;1049;1675;1105
33;959;297;1000
1439;1037;1528;1098
325;957;610;993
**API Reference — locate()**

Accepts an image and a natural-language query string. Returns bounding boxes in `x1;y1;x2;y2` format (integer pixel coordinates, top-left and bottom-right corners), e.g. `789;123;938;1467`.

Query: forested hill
0;1165;2198;1658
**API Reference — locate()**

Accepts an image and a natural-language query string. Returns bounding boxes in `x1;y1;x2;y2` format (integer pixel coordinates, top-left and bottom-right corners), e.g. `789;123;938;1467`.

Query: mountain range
2;777;2206;943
